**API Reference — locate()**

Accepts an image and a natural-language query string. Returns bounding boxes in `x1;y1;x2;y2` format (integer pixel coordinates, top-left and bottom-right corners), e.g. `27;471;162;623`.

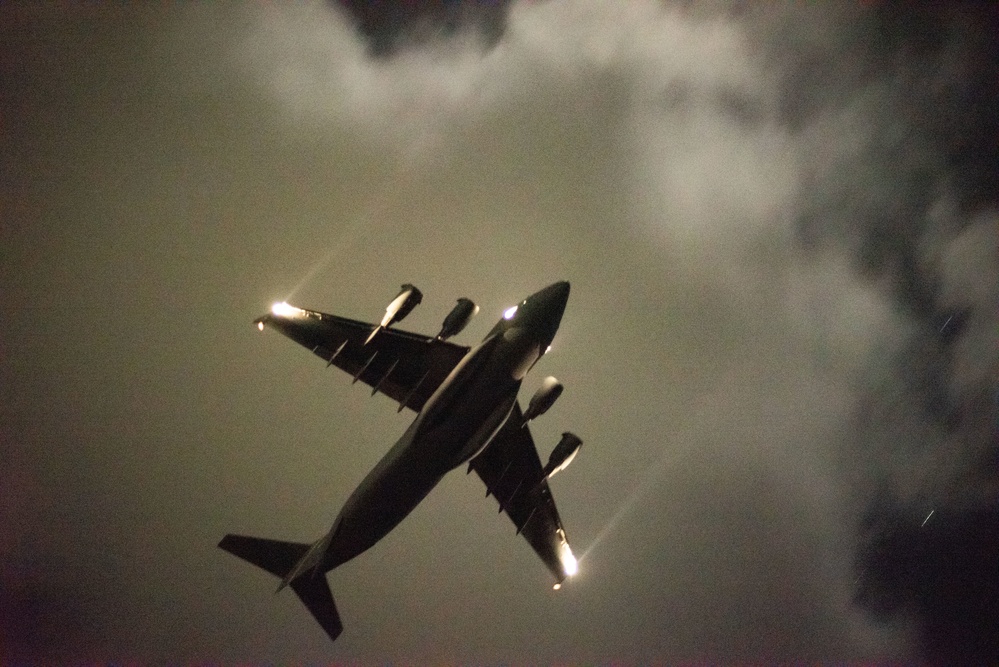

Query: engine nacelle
437;298;478;340
367;283;423;344
521;376;563;424
541;432;583;480
383;283;423;327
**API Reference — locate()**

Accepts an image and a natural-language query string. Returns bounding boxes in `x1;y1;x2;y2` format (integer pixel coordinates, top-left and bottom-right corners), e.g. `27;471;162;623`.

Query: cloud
213;0;997;660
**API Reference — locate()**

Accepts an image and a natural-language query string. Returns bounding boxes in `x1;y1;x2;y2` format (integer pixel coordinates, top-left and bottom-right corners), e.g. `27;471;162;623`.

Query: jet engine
366;284;422;344
436;298;478;340
521;376;563;424
541;432;583;481
384;283;423;326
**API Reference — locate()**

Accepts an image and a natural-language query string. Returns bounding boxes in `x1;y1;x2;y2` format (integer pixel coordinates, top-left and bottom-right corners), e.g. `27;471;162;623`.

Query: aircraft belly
429;389;518;468
413;351;520;455
325;332;522;570
327;432;443;568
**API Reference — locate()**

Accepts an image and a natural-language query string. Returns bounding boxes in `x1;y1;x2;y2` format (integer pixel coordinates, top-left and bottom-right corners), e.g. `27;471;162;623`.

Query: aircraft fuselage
320;282;569;571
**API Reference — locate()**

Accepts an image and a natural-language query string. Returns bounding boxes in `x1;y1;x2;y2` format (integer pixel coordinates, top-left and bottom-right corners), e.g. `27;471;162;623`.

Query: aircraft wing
469;403;576;585
256;306;469;413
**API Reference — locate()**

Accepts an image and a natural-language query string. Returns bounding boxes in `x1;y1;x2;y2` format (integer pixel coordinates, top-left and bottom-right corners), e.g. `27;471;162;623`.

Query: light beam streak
580;380;727;564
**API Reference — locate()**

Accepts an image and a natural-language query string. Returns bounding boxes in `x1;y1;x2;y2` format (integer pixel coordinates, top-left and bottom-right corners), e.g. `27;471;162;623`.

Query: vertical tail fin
218;534;343;642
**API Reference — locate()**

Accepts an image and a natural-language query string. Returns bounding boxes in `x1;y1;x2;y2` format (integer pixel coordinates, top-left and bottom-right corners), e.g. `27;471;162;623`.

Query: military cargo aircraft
219;281;582;642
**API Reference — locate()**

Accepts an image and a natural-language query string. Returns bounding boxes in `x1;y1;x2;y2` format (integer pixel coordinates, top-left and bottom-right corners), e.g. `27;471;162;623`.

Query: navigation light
271;302;301;317
560;542;578;577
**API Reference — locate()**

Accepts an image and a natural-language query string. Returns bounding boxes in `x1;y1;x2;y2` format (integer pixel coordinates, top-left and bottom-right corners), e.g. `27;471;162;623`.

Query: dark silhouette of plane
220;281;582;642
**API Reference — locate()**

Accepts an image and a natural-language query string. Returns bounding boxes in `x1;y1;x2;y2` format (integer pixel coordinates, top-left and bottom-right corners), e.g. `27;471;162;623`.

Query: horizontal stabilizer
218;534;310;577
218;533;343;642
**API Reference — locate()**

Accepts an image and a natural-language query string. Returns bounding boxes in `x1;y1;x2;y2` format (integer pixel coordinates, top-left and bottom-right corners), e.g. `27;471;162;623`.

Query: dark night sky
2;2;997;664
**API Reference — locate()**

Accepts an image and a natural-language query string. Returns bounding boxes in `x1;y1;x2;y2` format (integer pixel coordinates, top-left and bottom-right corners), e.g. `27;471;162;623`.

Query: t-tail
218;533;342;642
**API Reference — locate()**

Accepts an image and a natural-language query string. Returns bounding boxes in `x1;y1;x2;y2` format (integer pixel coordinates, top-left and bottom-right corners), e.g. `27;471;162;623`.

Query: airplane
219;281;583;642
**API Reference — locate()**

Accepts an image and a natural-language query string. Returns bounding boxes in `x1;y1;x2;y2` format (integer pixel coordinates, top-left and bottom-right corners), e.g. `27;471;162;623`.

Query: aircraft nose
551;280;570;301
534;281;570;306
529;281;570;342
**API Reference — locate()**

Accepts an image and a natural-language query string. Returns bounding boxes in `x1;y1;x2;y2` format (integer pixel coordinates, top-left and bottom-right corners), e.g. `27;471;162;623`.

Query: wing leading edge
469;403;577;585
256;305;468;413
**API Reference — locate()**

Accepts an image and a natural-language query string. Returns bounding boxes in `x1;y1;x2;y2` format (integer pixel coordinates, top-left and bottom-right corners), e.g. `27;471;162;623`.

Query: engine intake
383;283;422;327
366;284;422;344
541;432;583;481
522;376;563;425
437;298;478;340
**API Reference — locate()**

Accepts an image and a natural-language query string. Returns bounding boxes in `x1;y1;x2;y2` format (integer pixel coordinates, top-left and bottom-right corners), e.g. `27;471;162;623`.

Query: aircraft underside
219;281;581;643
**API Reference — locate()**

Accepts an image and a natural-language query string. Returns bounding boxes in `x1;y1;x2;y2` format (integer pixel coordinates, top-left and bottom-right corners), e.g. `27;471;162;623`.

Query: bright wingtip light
503;305;518;320
560;542;578;577
257;321;264;331
271;301;301;317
